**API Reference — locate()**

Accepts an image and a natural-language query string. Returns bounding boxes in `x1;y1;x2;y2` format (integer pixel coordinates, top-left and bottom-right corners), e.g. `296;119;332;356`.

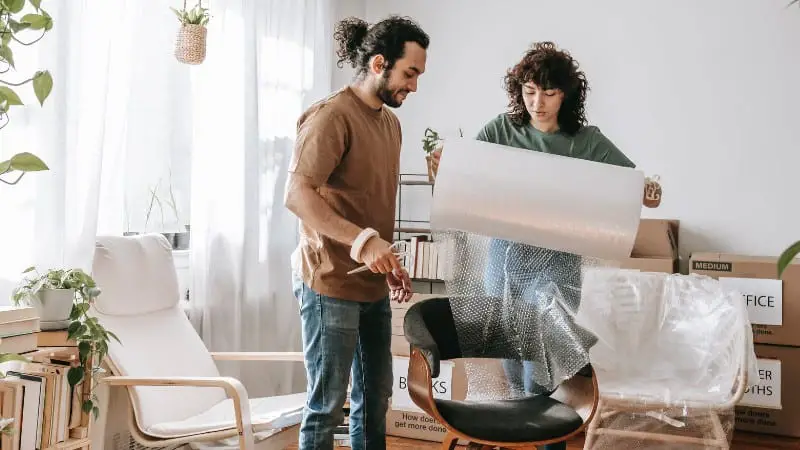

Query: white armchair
90;234;306;449
574;269;755;449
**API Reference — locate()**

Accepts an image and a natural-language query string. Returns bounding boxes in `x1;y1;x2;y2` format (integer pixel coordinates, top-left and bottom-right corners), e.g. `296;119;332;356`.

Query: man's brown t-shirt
289;86;401;302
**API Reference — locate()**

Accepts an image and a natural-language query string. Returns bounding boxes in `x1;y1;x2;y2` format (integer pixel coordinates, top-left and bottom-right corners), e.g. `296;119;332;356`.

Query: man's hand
360;236;403;274
387;269;413;303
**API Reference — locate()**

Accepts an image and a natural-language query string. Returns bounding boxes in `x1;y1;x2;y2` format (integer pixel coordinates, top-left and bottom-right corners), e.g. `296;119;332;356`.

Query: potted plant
171;0;210;65
12;267;83;329
422;127;442;182
11;267;119;418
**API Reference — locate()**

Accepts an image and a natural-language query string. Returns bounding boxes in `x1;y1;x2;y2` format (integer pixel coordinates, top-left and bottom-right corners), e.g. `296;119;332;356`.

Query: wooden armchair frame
101;352;305;450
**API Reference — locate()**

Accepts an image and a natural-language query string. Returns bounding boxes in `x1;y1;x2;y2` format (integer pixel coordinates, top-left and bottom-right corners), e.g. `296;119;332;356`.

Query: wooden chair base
583;399;731;449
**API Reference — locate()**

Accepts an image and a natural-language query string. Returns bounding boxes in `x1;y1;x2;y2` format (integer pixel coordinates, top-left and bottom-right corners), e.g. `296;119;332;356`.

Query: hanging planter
171;0;211;65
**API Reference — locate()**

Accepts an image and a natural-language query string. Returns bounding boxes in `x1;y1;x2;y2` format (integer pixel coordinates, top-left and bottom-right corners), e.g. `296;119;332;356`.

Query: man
284;15;429;450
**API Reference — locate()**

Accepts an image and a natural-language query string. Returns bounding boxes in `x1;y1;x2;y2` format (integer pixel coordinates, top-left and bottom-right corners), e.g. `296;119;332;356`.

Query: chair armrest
209;352;304;362
102;376;255;449
406;349;442;420
403;304;442;377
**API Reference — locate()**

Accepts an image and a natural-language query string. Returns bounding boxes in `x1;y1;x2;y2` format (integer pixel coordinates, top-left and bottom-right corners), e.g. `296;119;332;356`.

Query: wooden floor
286;432;800;449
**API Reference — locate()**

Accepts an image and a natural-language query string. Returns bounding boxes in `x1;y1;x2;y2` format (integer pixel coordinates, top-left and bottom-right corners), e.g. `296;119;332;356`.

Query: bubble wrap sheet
433;230;616;393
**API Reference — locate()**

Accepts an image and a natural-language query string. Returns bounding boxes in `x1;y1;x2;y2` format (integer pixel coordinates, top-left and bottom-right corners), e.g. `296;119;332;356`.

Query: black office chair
403;297;599;450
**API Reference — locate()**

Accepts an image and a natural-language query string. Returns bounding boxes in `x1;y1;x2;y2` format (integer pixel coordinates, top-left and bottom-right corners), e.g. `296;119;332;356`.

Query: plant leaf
0;45;15;69
0;86;22;106
30;0;41;10
107;330;121;344
7;18;30;33
9;152;48;171
0;353;27;364
0;159;10;174
4;0;24;13
82;399;93;413
20;13;48;30
32;70;52;106
67;366;84;386
778;240;800;278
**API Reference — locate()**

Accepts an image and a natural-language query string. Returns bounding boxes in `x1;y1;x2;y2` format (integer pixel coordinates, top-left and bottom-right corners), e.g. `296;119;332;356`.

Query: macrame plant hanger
174;0;208;65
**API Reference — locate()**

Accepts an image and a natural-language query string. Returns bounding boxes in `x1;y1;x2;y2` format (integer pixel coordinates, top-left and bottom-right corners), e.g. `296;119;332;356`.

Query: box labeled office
690;253;800;347
735;344;800;437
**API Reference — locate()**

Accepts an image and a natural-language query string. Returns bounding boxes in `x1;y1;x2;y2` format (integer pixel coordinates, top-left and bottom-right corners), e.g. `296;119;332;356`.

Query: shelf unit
21;345;93;450
395;173;444;293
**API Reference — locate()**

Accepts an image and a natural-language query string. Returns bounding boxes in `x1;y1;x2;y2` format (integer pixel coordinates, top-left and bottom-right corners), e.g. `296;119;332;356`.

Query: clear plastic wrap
575;268;758;407
576;268;757;449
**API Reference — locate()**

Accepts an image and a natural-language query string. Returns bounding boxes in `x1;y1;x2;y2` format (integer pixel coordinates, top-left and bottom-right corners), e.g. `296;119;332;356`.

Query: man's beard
376;71;404;108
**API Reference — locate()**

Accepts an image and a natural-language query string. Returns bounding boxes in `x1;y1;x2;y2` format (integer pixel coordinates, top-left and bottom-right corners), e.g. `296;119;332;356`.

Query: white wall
357;0;800;263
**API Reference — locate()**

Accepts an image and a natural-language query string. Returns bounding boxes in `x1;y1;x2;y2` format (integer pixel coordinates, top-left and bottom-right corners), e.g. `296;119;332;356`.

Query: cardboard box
386;355;468;442
387;294;471;442
619;218;679;273
734;344;800;437
690;253;800;347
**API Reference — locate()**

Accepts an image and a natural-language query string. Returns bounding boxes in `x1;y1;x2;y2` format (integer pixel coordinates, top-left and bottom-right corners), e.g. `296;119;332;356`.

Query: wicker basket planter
175;23;207;65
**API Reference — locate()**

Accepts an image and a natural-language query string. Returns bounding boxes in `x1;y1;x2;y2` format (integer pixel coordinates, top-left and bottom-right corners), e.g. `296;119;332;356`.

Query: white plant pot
32;288;74;330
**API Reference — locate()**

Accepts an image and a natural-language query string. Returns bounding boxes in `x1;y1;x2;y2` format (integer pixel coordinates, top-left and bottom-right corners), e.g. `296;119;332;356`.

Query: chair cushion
144;392;306;439
434;394;583;443
93;234;180;316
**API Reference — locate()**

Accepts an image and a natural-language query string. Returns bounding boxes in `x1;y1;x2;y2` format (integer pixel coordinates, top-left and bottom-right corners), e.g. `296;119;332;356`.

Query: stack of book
395;236;452;281
0;308;82;450
0;306;39;355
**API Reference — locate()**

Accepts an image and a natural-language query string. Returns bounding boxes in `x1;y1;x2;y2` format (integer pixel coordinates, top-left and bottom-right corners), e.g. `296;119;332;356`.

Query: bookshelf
395;173;445;294
0;323;93;450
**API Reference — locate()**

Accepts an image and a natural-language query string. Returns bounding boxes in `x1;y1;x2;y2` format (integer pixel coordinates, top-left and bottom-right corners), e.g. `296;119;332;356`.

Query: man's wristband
350;227;378;263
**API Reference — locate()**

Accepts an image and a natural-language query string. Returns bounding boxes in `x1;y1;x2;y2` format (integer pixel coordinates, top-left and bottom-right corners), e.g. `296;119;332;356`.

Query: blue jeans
293;277;393;450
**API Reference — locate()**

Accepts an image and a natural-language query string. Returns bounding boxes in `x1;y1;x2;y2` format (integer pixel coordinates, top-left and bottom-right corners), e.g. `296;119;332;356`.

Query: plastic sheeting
576;268;758;407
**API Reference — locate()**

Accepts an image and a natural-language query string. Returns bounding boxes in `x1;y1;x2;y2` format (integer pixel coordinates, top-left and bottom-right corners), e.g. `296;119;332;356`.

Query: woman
431;41;657;450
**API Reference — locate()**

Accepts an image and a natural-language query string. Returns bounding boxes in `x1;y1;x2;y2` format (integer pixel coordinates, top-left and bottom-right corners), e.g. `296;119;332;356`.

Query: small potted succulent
171;0;211;65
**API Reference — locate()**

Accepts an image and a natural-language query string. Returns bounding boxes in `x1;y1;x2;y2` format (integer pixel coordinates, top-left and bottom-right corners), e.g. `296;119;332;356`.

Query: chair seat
435;394;583;443
144;392;306;439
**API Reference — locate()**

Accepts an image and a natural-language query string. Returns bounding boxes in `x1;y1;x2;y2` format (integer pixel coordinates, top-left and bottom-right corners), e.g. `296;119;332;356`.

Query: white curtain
0;1;193;303
189;0;332;397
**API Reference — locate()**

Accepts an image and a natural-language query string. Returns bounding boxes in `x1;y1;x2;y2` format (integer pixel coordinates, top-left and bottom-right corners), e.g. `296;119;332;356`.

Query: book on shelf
0;306;40;355
1;356;83;450
394;235;452;281
0;306;85;449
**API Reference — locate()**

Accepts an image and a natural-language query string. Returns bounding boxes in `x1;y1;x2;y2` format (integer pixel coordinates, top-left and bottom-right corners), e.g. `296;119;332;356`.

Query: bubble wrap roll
428;138;647;394
430;138;644;260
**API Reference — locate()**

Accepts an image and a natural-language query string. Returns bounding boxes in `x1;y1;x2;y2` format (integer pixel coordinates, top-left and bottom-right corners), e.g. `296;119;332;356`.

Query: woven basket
175;23;207;65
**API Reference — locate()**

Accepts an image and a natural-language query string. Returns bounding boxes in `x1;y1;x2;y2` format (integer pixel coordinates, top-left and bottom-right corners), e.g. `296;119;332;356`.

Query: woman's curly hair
503;42;589;135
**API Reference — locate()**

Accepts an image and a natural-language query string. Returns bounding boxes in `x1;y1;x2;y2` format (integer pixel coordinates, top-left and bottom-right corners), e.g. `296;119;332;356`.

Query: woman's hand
643;176;662;208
